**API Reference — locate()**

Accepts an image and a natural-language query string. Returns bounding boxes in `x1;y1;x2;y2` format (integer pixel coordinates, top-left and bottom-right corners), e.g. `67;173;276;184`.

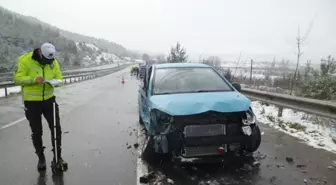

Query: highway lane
0;67;139;185
0;67;335;185
0;65;132;129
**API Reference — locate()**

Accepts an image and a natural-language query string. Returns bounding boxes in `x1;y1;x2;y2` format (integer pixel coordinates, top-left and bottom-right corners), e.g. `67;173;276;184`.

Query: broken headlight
151;109;174;135
242;108;256;125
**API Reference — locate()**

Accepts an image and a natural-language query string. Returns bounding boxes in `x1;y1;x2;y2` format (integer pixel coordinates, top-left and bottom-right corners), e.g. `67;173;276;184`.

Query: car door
138;67;147;122
139;66;153;127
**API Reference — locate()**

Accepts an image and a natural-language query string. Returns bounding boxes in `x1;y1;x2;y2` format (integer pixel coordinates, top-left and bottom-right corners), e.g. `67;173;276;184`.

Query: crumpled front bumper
151;111;257;157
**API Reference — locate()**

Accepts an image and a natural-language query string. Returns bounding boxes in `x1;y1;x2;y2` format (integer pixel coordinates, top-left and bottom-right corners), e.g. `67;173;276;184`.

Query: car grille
173;111;243;135
174;111;243;125
167;111;246;155
182;145;227;157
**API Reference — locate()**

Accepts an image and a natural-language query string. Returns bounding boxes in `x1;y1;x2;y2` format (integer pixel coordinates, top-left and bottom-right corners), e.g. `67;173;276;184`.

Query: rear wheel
245;125;261;153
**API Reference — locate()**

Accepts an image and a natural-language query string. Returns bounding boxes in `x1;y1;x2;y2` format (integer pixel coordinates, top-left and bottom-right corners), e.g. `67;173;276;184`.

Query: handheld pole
53;102;58;164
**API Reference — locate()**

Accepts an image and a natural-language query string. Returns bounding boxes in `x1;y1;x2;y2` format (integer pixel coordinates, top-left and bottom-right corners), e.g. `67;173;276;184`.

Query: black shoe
37;153;46;171
51;157;68;173
59;157;67;165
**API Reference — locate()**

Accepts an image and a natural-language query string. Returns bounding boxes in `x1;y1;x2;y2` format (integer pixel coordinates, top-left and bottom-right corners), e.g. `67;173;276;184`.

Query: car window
152;67;233;95
142;67;147;89
146;66;152;89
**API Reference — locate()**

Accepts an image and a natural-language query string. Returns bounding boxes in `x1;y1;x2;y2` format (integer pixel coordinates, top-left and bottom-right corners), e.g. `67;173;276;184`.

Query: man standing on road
13;43;67;171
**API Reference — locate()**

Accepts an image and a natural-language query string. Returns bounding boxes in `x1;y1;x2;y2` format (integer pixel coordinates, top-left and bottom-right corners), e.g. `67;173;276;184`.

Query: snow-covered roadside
251;101;336;154
0;86;21;97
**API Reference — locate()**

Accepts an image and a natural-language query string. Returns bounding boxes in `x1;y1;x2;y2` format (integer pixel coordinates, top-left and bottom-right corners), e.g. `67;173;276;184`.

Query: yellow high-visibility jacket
13;52;63;101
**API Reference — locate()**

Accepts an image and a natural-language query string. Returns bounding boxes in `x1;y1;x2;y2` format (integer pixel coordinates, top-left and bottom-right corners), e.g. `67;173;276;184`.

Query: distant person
13;43;67;171
135;66;139;79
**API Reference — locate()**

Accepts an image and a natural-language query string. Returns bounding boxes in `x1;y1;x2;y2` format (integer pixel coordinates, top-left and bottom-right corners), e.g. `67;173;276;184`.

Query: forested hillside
0;6;137;72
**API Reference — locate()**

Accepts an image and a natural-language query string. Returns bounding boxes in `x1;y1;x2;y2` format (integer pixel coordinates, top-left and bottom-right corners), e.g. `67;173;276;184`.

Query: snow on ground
85;43;99;51
135;59;145;64
83;55;91;60
251;101;336;154
95;52;121;64
223;68;281;80
124;57;132;61
0;86;21;97
220;61;302;69
75;42;81;51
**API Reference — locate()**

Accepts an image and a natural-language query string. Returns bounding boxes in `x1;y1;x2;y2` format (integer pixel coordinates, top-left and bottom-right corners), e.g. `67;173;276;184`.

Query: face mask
40;55;54;65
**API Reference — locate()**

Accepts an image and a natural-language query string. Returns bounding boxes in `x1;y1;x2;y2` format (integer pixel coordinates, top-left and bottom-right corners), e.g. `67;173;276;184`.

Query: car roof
154;62;210;69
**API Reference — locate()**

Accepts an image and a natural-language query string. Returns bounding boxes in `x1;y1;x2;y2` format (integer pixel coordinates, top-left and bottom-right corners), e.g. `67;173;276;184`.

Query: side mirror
232;82;241;92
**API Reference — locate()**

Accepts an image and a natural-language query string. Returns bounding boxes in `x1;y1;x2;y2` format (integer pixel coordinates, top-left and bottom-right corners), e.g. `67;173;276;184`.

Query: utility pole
250;59;253;81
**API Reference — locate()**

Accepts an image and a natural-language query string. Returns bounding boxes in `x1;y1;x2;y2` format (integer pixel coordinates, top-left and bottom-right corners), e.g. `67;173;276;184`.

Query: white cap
41;43;56;59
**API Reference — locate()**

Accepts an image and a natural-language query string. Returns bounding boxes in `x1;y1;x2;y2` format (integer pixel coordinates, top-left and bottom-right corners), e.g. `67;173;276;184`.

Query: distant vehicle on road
138;63;261;163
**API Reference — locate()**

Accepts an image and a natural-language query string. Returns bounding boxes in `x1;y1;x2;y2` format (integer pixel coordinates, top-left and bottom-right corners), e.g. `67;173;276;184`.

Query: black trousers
24;96;62;158
135;69;139;79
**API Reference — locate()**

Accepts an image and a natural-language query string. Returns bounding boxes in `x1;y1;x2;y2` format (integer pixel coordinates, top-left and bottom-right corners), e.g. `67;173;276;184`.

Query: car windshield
152;67;233;95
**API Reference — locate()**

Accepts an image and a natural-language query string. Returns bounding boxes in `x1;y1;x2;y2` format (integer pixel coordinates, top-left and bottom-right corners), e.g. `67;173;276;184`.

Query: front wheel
245;125;261;153
138;110;144;125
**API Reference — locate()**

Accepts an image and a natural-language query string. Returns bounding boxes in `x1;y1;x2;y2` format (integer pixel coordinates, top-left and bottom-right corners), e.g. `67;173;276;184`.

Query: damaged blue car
138;63;261;163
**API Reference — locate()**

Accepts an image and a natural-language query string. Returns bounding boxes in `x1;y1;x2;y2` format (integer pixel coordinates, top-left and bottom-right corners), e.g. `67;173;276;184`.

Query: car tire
142;135;172;164
245;125;261;153
141;135;157;160
138;109;144;125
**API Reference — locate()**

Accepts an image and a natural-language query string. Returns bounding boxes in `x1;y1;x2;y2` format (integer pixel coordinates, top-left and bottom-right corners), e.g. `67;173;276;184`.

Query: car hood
149;91;251;116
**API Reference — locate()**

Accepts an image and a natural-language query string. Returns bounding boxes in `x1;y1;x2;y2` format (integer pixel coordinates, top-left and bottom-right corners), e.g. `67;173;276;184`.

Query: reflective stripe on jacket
13;52;64;101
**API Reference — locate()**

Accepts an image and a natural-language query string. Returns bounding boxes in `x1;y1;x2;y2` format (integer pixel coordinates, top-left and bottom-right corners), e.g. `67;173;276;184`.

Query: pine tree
167;42;188;63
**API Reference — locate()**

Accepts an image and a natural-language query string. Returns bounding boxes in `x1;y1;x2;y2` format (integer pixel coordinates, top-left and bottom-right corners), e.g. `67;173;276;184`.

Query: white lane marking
136;123;150;185
0;117;26;131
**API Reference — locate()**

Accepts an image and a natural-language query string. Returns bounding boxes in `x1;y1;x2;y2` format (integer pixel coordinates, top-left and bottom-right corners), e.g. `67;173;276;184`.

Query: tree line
0;6;136;73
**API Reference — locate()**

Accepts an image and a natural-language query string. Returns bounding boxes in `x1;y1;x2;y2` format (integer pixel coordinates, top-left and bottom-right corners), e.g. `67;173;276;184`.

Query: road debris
327;166;334;171
276;164;285;169
240;163;253;172
254;151;267;160
269;176;276;183
167;178;174;184
139;171;155;184
296;164;307;168
285;157;294;163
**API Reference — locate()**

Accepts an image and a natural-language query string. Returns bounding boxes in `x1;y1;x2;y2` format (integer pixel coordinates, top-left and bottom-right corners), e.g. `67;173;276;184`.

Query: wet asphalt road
0;67;139;185
1;67;336;185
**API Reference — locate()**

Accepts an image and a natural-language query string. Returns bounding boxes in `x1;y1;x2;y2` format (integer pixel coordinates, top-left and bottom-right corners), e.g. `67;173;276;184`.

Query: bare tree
290;18;315;95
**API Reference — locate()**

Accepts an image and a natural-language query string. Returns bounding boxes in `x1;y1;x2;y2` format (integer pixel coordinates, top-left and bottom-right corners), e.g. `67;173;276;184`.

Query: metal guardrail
0;64;131;97
0;63;130;82
241;88;336;119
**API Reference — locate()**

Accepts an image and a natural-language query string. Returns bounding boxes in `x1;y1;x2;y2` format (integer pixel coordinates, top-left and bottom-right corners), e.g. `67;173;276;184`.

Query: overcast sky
0;0;335;63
